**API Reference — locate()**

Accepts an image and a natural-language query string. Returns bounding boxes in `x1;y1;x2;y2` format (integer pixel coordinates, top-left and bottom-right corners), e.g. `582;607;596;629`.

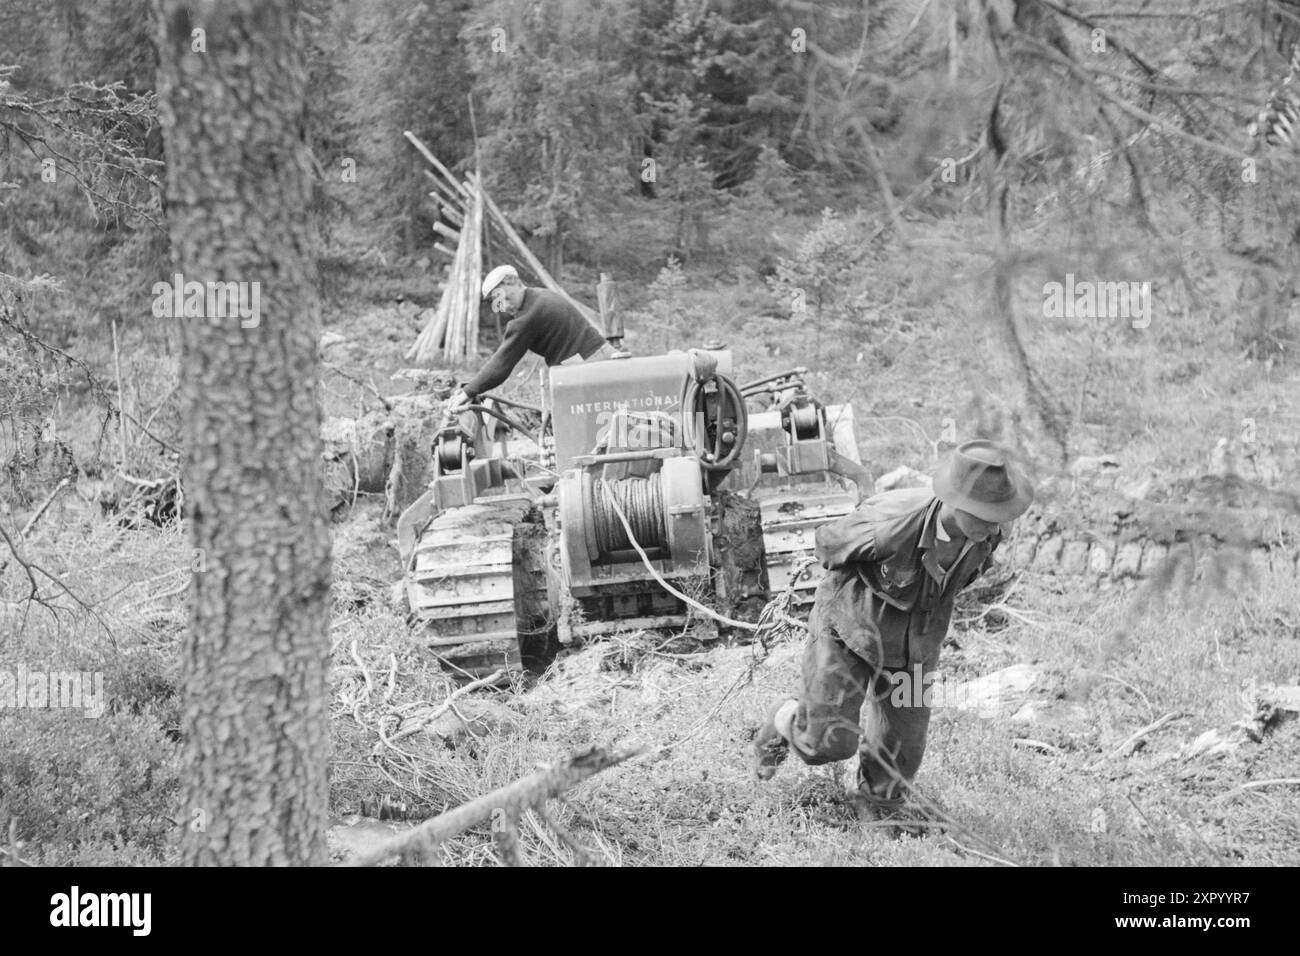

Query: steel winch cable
591;472;667;553
595;477;770;633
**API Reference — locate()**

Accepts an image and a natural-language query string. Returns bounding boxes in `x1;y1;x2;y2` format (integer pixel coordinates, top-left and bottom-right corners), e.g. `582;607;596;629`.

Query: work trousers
785;625;932;805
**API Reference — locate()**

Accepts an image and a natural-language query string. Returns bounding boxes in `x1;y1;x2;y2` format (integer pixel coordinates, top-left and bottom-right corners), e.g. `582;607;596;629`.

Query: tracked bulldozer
396;338;869;677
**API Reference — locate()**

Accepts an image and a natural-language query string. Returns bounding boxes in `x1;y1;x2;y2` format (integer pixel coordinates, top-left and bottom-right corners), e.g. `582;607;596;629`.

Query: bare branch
0;520;117;647
0;306;180;455
342;745;644;867
1011;34;1259;164
0;67;162;228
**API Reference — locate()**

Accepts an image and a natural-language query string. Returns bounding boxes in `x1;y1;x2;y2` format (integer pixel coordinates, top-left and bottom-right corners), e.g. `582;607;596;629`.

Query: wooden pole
404;132;599;360
341;745;643;866
447;243;460;360
111;320;131;466
423;169;465;212
423;308;450;361
407;272;455;362
432;221;460;243
404;130;470;200
465;176;483;362
427;192;464;226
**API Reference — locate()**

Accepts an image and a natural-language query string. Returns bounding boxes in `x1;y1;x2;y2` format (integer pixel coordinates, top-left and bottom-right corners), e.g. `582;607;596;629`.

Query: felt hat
932;439;1034;523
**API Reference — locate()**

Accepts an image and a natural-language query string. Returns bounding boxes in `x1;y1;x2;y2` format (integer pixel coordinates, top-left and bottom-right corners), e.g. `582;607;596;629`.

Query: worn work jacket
464;289;607;397
811;487;1003;669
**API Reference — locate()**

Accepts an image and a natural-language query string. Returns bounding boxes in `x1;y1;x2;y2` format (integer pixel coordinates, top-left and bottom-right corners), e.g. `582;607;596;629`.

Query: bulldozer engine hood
549;350;732;472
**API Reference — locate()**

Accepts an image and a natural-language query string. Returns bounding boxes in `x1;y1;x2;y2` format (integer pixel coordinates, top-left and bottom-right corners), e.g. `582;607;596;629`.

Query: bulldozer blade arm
397;489;437;567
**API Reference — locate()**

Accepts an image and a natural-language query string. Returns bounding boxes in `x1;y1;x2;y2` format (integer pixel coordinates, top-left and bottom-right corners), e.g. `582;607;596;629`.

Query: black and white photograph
0;0;1296;905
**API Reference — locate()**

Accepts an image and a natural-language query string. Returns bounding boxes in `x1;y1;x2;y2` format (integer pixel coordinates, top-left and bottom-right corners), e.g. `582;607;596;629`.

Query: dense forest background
2;0;1299;866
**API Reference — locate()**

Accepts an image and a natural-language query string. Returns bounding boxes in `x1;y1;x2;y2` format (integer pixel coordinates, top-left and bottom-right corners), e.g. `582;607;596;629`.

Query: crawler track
405;497;548;677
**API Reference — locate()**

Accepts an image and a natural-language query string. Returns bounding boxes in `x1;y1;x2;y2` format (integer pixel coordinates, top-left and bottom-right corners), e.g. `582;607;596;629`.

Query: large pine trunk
153;0;332;866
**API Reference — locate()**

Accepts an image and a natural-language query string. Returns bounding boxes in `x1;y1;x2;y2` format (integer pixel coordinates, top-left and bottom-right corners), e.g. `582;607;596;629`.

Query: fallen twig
0;521;116;646
0;476;71;576
323;361;394;413
1215;778;1300;801
384;653;397;705
19;475;71;538
349;640;373;701
537;803;597;866
1012;738;1064;755
944;835;1019;867
1081;669;1156;723
342;744;643;867
1089;712;1182;769
112;320;130;466
893;786;1024;865
390;667;507;743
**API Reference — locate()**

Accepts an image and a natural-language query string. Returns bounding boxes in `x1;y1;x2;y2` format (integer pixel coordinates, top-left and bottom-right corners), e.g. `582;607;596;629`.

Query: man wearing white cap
446;265;614;409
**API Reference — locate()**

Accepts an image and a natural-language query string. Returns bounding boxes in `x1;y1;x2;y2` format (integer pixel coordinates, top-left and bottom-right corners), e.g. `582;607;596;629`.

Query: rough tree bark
153;0;332;865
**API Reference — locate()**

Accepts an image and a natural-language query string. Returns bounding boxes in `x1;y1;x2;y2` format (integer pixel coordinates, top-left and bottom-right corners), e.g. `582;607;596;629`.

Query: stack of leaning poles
403;130;599;367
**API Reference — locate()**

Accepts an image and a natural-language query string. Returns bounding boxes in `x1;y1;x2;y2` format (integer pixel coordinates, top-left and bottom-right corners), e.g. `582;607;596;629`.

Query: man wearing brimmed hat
753;440;1035;833
446;264;615;409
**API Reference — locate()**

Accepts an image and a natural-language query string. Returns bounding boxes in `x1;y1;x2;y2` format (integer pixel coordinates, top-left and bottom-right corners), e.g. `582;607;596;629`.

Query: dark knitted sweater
463;288;606;396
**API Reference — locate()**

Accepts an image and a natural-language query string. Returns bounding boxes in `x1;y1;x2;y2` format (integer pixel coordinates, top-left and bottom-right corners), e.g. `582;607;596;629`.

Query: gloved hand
447;387;475;411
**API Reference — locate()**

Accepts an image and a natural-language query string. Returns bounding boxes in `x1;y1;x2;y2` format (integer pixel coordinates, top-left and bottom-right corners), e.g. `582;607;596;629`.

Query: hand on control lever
447;387;474;411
